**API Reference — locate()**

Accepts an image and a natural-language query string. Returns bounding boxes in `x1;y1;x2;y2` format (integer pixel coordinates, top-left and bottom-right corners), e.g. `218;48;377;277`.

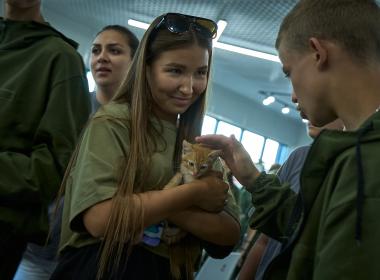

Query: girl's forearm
169;208;240;246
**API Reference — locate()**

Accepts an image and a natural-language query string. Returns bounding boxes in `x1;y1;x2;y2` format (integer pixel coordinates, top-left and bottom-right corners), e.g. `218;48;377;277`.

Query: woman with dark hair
14;24;139;280
90;25;139;112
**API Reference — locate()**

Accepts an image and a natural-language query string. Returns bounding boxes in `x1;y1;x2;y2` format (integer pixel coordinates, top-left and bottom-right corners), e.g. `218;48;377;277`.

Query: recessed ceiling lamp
281;106;290;114
214;20;227;43
262;96;276;106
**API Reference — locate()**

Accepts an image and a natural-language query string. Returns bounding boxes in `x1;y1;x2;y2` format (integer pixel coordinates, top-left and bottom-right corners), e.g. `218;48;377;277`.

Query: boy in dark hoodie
0;0;90;278
197;0;380;279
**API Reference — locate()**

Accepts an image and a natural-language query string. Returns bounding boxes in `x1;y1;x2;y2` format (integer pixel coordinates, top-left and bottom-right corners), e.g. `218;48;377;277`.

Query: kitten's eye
187;161;195;167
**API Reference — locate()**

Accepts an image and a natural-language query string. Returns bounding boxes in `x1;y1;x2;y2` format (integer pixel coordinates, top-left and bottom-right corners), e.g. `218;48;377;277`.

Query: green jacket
0;19;90;242
247;111;380;279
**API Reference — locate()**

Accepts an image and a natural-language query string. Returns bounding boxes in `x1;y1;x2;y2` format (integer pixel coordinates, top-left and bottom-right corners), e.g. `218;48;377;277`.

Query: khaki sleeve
66;117;129;232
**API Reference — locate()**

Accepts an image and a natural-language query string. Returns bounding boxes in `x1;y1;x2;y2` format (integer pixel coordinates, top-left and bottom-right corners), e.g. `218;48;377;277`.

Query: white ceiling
37;0;299;121
6;0;380;145
1;0;302;122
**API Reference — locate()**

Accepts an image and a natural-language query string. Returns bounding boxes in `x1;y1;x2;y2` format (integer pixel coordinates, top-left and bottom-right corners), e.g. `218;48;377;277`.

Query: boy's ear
309;37;328;70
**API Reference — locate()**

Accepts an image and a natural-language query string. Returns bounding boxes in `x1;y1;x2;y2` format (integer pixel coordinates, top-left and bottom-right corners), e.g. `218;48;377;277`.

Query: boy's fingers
206;170;223;179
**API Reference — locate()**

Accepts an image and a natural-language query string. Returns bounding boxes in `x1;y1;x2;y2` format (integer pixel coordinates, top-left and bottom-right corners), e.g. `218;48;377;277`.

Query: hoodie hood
0;18;78;50
300;111;380;244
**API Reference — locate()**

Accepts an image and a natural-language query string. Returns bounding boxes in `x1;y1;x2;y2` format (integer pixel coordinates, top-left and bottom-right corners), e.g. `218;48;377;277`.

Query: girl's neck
96;88;114;105
152;106;178;125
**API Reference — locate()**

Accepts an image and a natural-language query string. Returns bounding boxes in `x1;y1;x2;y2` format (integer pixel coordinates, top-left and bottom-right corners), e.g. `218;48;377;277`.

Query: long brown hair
96;14;214;278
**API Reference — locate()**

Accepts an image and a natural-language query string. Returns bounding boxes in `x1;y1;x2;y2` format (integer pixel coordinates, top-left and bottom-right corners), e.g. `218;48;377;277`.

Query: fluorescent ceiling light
213;20;227;43
128;19;149;30
86;71;96;92
128;18;280;63
214;42;280;62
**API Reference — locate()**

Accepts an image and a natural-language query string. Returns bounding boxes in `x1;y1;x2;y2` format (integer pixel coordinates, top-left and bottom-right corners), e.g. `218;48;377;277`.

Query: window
201;115;217;135
87;71;96;92
241;131;265;163
216;121;242;139
201;114;286;171
277;144;290;164
261;138;280;171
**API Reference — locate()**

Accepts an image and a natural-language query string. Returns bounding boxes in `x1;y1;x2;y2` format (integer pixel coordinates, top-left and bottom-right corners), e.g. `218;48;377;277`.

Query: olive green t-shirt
60;102;239;258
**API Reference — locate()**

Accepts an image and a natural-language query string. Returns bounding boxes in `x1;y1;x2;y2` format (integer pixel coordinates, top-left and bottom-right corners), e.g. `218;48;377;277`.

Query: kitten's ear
208;149;222;161
182;140;192;155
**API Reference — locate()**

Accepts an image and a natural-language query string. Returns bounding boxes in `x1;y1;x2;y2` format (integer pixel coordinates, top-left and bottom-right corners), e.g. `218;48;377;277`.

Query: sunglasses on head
153;13;218;39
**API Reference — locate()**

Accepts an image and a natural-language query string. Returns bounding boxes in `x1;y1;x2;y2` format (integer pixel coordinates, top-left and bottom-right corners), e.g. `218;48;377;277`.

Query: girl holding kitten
51;13;240;280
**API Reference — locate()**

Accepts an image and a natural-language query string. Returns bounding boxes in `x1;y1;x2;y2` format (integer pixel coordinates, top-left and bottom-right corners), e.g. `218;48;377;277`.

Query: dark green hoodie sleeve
246;172;298;241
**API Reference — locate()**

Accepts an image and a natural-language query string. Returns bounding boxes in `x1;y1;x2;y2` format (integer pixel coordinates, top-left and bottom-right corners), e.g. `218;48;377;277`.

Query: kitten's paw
164;172;183;189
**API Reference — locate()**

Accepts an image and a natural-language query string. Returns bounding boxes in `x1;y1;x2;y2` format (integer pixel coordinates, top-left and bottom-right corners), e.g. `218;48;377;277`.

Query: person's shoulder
43;35;80;58
289;145;310;158
94;102;131;122
37;35;84;74
83;103;130;139
279;145;310;173
36;23;82;58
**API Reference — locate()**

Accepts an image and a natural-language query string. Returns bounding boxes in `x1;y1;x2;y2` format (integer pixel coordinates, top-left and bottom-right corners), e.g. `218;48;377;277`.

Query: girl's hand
190;175;229;213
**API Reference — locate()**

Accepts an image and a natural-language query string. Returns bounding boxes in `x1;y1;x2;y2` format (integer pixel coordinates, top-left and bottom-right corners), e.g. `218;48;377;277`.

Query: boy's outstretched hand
195;134;260;187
